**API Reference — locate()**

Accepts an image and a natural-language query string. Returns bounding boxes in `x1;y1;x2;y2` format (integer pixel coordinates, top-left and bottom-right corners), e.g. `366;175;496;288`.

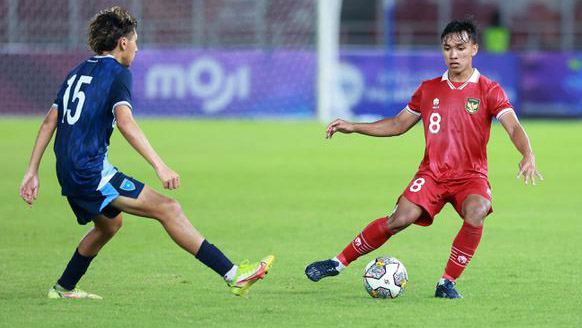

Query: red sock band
443;221;483;281
337;217;394;266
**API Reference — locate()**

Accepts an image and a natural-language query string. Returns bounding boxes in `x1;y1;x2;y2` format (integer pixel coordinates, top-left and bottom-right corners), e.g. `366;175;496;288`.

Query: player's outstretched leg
111;186;274;296
305;217;393;282
436;194;489;299
49;214;122;299
306;197;422;282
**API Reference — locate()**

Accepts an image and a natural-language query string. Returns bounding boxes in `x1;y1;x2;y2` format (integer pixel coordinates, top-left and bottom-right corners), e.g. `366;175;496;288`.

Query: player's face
121;31;138;67
441;31;478;77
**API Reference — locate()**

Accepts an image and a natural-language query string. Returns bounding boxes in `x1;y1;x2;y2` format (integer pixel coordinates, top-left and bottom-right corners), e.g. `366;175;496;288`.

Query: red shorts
400;173;493;226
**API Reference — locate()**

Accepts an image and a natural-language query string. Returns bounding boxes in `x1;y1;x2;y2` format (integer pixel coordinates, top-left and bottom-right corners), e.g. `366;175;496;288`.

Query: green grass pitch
1;119;581;328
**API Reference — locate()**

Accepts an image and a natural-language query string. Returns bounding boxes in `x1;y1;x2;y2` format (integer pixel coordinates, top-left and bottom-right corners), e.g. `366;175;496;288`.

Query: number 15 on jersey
62;74;93;125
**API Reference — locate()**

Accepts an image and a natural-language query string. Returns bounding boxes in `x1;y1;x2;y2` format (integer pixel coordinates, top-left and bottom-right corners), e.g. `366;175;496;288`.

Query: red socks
337;217;394;266
334;217;483;281
443;221;483;281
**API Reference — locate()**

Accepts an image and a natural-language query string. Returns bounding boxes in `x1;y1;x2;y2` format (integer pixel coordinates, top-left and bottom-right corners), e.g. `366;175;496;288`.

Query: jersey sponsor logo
120;179;136;192
465;98;481;114
432;98;440;109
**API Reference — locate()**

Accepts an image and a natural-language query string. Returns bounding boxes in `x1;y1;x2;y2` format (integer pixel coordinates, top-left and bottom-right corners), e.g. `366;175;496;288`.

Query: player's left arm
19;107;59;205
498;112;543;185
115;105;180;190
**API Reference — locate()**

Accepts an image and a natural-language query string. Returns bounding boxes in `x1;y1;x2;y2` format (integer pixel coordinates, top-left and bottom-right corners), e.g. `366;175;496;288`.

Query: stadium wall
1;50;581;118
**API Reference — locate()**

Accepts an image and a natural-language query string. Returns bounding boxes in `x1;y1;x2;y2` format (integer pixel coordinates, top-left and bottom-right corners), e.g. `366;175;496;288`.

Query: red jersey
405;69;514;181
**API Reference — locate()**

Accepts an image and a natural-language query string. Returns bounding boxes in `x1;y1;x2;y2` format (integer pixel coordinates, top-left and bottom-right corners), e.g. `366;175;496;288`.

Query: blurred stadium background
1;0;581;119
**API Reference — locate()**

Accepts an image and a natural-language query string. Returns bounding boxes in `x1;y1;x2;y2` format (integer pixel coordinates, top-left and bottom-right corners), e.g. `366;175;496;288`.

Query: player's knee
109;218;123;235
463;204;488;226
158;198;184;222
98;217;122;237
387;214;414;233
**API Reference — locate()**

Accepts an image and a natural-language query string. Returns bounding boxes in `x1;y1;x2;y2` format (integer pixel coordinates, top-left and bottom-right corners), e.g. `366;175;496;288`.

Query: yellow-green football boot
229;255;274;296
48;284;103;300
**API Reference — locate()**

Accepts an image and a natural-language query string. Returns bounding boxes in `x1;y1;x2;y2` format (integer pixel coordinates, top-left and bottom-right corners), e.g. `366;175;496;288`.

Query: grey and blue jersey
52;55;132;197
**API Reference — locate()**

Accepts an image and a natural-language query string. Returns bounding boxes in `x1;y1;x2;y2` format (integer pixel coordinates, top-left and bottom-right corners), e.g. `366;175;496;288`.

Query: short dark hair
441;18;478;44
88;6;137;54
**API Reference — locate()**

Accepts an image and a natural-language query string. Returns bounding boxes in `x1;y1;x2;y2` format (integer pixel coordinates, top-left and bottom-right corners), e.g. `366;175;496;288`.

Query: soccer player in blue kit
19;7;273;299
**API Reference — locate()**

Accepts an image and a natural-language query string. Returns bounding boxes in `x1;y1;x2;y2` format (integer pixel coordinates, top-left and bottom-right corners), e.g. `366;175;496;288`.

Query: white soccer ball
363;256;408;299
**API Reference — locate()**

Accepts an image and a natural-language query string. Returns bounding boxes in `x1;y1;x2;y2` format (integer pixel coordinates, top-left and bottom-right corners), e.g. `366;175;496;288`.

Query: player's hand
517;153;543;186
156;165;181;190
326;119;355;139
19;172;39;206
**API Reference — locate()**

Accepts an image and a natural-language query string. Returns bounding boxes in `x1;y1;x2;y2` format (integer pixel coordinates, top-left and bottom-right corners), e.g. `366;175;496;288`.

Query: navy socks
56;241;234;289
195;240;234;276
57;248;95;290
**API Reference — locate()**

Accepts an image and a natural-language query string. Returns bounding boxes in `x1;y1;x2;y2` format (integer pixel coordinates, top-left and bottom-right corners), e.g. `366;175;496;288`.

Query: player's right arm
115;105;180;190
326;109;420;139
19;107;58;205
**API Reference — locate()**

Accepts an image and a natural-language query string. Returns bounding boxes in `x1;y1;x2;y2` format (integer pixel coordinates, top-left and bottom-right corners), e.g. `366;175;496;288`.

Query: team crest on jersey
465;98;481;114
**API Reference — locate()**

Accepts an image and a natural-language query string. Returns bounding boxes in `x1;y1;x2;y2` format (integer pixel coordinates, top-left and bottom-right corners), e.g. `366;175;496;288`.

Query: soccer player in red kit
305;19;543;298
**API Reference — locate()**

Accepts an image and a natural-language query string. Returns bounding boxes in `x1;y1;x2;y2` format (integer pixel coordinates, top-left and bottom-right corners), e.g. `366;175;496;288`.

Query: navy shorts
67;171;145;225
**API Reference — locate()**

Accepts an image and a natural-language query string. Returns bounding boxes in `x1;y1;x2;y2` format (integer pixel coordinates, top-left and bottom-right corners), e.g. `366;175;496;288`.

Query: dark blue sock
195;240;234;276
57;248;95;290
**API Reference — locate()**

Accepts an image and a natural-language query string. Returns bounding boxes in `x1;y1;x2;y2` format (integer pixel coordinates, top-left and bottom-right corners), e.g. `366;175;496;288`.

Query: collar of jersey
441;68;480;90
92;54;116;59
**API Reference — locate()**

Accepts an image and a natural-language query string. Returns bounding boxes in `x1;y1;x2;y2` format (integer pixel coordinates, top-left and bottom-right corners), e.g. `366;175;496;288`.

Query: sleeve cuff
496;108;514;120
405;105;421;116
112;101;133;112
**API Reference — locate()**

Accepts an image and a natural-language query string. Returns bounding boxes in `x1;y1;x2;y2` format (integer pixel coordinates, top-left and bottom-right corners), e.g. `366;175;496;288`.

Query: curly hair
88;6;137;54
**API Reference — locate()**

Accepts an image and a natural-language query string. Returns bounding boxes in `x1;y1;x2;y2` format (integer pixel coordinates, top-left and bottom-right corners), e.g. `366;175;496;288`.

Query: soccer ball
363;256;408;299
